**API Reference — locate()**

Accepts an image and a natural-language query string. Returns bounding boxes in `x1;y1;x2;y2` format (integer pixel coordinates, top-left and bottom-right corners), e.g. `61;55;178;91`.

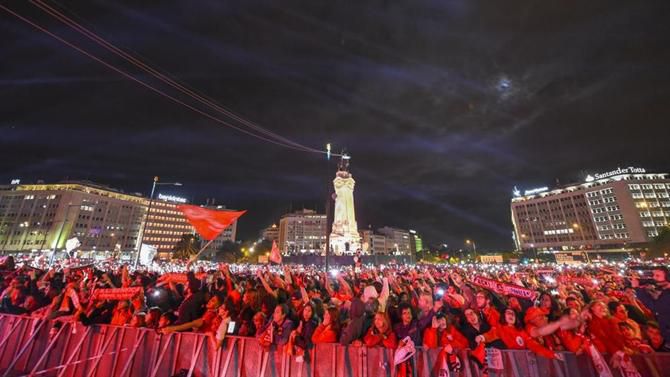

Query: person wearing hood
340;297;367;345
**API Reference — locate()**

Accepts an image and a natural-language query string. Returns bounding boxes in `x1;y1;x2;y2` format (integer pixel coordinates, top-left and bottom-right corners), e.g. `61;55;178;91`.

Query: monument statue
329;154;361;254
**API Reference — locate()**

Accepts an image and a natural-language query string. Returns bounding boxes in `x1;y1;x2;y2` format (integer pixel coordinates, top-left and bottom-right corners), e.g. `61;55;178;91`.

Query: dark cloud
1;0;669;249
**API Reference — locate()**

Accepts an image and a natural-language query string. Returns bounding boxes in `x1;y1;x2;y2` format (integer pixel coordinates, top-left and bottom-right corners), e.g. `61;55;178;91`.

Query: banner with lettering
471;276;538;300
92;287;143;301
557;276;595;287
157;272;207;284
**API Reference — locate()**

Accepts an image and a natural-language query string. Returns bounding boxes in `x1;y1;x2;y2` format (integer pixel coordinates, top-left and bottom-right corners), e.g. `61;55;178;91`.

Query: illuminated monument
329;154;361;254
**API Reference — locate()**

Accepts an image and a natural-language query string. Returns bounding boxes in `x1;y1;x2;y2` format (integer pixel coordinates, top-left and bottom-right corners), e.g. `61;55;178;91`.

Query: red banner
270;240;282;264
557;276;595;287
471;276;538;300
92;287;143;301
157;272;207;284
177;205;246;241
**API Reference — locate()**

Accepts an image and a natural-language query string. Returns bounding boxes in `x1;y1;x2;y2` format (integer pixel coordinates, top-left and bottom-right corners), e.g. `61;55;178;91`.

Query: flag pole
189;238;216;262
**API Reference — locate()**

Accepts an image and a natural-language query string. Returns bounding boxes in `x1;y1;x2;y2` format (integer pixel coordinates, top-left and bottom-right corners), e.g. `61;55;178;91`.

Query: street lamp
134;176;183;268
466;239;477;260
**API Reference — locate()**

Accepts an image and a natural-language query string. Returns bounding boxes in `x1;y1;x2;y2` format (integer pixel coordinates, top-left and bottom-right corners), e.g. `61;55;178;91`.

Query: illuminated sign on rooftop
157;193;187;203
513;186;549;197
524;187;549;195
585;167;646;182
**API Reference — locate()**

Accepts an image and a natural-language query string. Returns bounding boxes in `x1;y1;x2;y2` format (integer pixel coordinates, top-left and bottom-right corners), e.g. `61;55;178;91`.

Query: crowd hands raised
1;256;669;371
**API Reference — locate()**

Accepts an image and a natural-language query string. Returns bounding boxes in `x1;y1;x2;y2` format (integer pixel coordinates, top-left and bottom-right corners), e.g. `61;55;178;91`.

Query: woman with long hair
585;300;625;354
312;307;340;343
363;312;397;349
477;308;562;360
238;288;261;337
289;302;319;357
538;292;561;321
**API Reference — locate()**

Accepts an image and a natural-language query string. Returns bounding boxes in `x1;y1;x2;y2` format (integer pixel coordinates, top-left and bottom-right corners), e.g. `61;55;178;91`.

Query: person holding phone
632;267;670;343
213;299;238;348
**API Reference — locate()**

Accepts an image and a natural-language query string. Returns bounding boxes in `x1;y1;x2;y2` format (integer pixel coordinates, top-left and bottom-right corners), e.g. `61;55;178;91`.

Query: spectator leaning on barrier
477;307;563;360
632;266;670;343
2;254;670;376
363;312;397;349
159;294;223;335
258;303;293;351
645;321;670;352
312;306;340;344
393;302;421;346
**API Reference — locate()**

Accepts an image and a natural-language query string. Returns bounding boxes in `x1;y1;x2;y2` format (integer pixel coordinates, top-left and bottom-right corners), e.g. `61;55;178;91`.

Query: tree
256;239;273;255
213;241;243;263
171;234;200;260
649;226;670;258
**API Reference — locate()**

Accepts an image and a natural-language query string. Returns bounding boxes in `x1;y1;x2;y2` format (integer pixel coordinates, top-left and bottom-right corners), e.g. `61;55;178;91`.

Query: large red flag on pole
177;205;246;241
269;240;282;264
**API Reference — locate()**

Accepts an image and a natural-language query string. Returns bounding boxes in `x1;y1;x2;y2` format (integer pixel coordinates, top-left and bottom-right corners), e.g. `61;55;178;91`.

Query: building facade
261;224;279;243
511;168;670;252
0;181;239;261
360;229;388;255
278;209;327;255
409;229;423;256
377;226;412;255
142;196;195;258
0;182;146;256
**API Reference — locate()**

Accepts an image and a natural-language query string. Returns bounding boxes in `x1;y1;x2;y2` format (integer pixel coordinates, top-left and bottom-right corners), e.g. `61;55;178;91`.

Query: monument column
329;154;361;255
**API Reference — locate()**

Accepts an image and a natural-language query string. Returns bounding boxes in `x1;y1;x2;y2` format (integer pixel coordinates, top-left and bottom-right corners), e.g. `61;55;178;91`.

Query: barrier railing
0;314;668;376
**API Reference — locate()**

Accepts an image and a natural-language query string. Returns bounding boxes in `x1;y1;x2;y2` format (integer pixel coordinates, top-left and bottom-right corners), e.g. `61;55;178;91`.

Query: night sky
2;1;669;250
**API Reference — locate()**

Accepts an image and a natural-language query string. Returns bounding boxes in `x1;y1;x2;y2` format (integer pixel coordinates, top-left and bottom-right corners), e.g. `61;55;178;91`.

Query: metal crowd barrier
0;314;668;377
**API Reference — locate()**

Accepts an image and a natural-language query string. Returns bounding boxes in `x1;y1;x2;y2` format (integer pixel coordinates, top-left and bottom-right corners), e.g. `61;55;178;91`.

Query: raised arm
378;277;390;311
337;275;353;297
161;318;204;334
257;270;278;298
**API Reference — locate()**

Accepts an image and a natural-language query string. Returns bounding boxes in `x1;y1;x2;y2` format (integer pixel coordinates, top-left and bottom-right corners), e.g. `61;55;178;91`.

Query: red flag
270;240;282;264
177;205;246;241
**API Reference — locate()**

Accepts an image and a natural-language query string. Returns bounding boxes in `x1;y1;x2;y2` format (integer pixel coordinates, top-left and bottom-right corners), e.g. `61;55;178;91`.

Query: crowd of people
0;255;669;373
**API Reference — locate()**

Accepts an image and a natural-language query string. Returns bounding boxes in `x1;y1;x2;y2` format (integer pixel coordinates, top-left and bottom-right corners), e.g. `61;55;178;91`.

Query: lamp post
133;177;182;268
466;239;477;261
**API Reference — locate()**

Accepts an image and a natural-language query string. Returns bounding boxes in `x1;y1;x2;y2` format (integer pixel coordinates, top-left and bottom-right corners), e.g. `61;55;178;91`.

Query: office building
377;226;412;255
278;209;327;254
360;229;388;255
261;224;280;243
0;181;239;261
0;182;145;256
511;167;670;252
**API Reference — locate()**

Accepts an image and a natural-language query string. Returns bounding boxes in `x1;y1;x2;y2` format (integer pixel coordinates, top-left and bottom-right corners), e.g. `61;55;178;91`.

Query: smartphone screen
227;321;236;334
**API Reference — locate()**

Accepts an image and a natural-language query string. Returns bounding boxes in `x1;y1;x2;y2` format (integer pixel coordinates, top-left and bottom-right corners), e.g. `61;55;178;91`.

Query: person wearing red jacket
312;307;340;344
477;308;563;360
556;308;587;355
424;313;469;377
586;300;625;354
423;313;469;350
475;290;500;327
363;312;397;349
525;307;564;351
